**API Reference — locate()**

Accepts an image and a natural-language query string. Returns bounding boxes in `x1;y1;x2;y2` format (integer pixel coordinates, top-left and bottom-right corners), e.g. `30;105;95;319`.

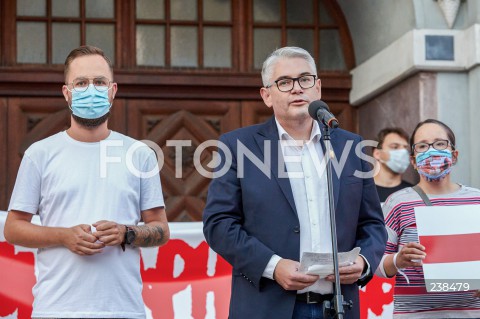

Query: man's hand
273;259;319;290
62;224;104;255
325;256;365;284
92;220;126;246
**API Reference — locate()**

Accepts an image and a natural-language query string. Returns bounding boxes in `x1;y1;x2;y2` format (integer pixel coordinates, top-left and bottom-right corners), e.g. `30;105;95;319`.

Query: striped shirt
378;185;480;318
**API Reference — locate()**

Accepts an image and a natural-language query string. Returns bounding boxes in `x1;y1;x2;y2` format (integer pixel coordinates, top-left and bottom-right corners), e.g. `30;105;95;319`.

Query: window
16;0;115;64
10;0;351;72
135;0;233;68
251;0;347;70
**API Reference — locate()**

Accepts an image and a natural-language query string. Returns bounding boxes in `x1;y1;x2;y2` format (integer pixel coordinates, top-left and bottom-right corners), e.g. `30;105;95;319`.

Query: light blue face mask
385;149;410;174
69;84;112;119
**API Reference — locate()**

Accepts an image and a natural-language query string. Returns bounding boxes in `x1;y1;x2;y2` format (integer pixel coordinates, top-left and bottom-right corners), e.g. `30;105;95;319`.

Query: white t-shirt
8;130;165;319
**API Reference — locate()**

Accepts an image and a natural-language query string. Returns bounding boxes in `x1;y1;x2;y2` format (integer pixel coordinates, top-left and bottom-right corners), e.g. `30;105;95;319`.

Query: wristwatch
121;225;136;251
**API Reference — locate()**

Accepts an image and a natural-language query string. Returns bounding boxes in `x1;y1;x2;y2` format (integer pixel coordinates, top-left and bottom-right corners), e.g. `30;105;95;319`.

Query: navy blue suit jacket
203;117;387;319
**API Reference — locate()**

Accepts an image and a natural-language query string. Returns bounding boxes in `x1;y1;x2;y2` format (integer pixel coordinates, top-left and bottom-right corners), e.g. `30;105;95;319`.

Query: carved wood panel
2;96;354;218
6;98;70;210
241;101;273;127
5;98;126;210
126;100;241;222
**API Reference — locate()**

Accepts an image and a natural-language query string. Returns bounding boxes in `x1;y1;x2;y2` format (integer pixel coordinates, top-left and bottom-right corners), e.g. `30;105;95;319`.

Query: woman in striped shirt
376;119;480;318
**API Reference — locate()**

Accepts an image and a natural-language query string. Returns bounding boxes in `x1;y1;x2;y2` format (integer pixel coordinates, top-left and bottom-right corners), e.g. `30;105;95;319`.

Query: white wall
436;72;471;186
413;0;468;29
337;0;415;65
468;66;480;188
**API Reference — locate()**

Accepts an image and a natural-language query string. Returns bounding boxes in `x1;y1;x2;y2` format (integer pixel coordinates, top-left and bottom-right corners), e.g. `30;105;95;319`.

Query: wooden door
3;97;353;218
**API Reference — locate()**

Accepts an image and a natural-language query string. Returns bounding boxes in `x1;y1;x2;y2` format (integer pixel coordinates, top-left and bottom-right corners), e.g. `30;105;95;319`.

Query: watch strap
121;225;128;252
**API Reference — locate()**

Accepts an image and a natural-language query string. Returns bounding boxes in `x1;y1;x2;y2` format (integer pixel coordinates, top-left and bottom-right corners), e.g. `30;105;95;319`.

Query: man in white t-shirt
4;45;170;319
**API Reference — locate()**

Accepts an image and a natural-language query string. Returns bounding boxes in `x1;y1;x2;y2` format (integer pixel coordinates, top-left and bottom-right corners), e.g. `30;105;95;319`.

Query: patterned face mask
415;148;453;182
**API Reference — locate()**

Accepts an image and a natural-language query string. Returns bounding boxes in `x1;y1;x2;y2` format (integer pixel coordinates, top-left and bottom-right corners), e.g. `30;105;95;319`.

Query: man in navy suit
203;47;386;319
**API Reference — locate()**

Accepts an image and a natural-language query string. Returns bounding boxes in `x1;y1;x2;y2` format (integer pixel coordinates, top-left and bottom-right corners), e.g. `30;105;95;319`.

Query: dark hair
375;127;409;149
409;119;456;155
64;45;113;82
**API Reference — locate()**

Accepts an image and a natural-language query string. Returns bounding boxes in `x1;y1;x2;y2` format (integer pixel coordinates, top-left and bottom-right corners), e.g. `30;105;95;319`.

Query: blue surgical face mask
384;149;410;174
69;84;112;119
415;148;453;182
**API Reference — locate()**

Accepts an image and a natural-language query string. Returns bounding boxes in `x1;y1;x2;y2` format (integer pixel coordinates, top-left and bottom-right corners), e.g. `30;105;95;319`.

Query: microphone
308;100;339;129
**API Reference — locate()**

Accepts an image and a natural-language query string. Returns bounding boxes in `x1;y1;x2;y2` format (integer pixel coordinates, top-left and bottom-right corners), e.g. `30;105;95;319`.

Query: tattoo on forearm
133;225;165;247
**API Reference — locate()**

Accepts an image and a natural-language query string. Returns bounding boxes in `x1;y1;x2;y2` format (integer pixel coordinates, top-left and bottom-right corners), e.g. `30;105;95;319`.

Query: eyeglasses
67;77;113;93
266;75;317;92
412;139;454;153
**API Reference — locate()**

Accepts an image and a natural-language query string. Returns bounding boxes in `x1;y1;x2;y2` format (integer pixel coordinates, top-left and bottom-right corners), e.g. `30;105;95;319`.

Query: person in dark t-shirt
373;128;413;202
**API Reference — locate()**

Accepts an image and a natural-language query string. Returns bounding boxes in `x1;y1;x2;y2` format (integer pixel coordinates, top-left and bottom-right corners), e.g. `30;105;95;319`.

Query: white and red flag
415;204;480;289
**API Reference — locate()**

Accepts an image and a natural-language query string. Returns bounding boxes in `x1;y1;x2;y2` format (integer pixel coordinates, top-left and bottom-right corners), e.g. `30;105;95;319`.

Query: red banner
0;212;393;319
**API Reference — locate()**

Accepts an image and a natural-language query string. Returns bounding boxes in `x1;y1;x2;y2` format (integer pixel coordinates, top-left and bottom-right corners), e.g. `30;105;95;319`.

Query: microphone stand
319;123;353;319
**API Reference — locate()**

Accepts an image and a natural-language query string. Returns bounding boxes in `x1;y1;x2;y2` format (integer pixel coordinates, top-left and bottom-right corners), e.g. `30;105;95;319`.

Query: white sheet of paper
298;247;361;278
